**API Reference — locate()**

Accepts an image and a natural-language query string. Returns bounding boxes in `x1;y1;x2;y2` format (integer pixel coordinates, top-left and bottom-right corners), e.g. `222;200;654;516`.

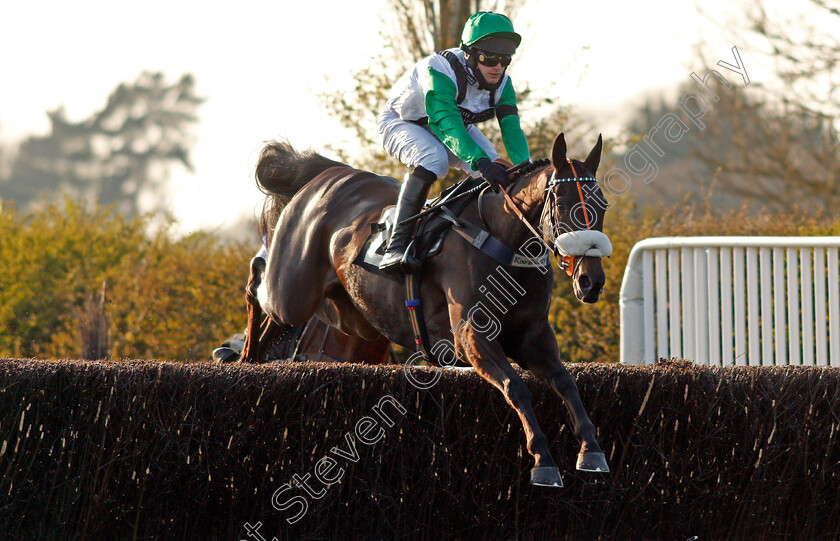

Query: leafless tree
689;0;840;209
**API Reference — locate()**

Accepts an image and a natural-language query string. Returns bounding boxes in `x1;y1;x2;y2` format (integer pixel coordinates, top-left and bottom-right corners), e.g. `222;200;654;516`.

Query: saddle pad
352;177;495;276
352;205;404;282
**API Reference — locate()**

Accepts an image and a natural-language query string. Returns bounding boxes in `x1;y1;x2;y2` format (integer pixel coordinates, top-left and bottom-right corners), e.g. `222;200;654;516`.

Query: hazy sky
1;0;758;236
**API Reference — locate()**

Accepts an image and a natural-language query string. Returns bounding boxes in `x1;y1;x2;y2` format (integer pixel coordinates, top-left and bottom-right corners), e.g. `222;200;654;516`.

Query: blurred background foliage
0;0;838;361
1;195;837;362
550;202;840;362
0;197;250;360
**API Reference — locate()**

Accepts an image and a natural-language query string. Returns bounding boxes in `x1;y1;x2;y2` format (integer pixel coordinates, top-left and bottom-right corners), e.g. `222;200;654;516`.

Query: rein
499;180;550;252
497;159;597;277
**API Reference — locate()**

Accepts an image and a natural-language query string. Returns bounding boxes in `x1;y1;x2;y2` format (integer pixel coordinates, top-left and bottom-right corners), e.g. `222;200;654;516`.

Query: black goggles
475;51;512;67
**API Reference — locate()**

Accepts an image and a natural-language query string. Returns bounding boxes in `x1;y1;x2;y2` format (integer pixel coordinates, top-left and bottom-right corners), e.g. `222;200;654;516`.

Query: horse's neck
484;169;549;246
511;169;549;214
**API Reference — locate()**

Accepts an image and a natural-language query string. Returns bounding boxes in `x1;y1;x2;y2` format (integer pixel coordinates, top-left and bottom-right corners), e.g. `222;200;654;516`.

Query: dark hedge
1;358;839;540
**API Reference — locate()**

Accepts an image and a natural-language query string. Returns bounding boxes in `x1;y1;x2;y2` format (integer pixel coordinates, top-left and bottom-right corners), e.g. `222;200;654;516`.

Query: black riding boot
379;171;434;274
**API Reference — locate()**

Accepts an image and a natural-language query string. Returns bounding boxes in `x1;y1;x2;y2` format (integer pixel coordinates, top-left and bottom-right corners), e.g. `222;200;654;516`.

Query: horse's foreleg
448;305;563;487
240;256;266;363
516;324;609;473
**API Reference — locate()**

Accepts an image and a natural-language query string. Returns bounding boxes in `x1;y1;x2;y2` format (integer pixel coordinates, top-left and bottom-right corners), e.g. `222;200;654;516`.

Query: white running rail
619;237;840;366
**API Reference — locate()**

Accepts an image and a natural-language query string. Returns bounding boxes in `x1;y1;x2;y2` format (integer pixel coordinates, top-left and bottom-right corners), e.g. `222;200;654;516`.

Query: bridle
492;159;600;278
541;159;599;276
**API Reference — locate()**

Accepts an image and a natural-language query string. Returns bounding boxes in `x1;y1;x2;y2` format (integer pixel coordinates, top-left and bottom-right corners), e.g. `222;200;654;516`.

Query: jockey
377;11;531;273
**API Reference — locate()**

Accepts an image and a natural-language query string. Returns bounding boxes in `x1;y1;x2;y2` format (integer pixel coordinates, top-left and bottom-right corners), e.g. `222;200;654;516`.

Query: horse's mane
256;140;344;241
510;158;551;182
504;158;552;202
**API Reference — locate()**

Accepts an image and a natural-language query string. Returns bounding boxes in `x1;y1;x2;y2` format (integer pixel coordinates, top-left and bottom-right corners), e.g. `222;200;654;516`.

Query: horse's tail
255;140;343;240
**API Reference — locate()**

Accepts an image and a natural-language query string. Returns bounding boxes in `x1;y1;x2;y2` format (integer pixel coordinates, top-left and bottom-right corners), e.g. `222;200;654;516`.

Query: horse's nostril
578;274;592;292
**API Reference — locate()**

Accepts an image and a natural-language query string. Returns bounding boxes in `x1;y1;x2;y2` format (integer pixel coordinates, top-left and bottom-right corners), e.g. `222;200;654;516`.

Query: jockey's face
476;59;505;85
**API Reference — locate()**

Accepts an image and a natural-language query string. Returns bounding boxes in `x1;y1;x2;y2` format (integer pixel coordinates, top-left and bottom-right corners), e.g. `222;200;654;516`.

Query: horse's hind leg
241;255;289;364
240;256;265;363
447;305;563;487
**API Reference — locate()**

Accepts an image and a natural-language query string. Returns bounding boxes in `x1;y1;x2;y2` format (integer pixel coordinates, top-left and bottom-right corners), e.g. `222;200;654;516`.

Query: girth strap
404;273;438;365
438;206;514;266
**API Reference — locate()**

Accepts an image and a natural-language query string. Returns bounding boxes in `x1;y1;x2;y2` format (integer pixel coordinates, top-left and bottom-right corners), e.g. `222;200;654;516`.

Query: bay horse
237;255;395;365
236;313;395;364
244;133;612;487
293;317;396;364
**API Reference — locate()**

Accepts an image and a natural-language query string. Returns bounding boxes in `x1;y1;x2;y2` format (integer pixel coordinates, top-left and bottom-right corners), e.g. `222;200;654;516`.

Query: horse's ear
584;134;603;175
551;133;567;169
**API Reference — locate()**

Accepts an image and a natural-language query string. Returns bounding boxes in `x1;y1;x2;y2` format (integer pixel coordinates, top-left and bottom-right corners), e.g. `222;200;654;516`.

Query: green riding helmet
460;11;521;55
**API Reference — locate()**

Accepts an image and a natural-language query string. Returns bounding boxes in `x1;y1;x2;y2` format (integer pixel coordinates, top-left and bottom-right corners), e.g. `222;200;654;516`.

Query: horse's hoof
576;451;610;473
530;466;563;487
212;346;240;363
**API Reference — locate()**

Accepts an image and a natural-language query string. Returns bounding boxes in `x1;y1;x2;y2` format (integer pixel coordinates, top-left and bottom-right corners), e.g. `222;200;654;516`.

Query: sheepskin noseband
553;230;613;257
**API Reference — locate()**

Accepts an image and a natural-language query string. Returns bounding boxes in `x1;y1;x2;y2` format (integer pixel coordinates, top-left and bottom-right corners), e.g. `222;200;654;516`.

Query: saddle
413;177;491;259
353;174;545;279
353;176;479;277
351;165;550;366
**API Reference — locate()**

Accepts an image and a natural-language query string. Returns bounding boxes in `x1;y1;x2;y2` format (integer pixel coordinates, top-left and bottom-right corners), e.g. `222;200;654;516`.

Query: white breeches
378;109;499;179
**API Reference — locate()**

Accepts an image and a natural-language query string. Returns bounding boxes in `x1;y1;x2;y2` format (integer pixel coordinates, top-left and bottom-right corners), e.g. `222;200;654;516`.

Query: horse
293;317;396;364
239;256;395;365
243;133;612;487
